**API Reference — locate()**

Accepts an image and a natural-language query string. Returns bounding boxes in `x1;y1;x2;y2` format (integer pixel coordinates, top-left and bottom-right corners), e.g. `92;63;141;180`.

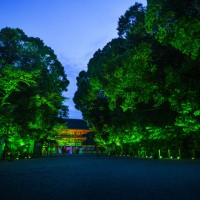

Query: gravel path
0;155;200;200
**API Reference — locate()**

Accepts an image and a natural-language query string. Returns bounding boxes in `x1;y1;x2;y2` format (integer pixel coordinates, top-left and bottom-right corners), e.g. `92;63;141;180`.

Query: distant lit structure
33;119;98;156
56;119;92;154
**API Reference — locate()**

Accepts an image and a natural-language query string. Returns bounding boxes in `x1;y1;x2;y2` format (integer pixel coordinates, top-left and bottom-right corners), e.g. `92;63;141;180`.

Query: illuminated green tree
74;2;200;158
0;65;38;157
144;0;200;156
145;0;200;59
0;27;69;157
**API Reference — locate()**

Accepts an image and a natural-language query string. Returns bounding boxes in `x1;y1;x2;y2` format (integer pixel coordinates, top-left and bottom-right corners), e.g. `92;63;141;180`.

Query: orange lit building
34;119;97;156
56;119;93;154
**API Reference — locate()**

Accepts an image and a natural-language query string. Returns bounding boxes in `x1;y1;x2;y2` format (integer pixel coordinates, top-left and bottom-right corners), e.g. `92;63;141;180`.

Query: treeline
0;28;69;158
74;1;200;158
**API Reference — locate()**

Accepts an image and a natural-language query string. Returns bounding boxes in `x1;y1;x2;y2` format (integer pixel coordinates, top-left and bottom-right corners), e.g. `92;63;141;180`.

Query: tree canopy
74;1;200;158
0;27;69;158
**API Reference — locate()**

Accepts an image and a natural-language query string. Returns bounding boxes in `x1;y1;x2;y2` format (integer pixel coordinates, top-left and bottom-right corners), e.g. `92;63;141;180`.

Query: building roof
66;119;90;130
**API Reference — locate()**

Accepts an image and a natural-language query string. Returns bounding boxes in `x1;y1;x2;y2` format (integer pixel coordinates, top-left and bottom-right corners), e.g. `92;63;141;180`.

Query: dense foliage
0;28;69;158
74;1;200;158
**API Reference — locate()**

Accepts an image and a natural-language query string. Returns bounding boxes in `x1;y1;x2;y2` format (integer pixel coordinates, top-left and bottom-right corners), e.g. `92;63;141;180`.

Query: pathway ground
0;155;200;200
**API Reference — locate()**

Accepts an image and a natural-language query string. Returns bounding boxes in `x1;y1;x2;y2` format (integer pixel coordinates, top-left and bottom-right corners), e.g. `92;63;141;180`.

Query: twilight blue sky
1;0;147;119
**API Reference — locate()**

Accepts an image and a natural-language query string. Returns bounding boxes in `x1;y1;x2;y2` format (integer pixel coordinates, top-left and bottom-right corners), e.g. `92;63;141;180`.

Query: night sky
0;0;147;119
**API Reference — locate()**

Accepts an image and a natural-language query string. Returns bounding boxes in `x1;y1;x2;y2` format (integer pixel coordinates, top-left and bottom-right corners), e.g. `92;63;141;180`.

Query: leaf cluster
74;1;200;153
0;28;69;155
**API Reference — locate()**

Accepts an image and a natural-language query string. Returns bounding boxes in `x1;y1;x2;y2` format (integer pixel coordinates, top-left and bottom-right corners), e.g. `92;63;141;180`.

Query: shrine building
56;119;93;154
34;119;98;156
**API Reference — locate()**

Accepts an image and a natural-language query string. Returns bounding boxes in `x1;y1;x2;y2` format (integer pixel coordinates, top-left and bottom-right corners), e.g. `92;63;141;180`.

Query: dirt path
0;155;200;200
